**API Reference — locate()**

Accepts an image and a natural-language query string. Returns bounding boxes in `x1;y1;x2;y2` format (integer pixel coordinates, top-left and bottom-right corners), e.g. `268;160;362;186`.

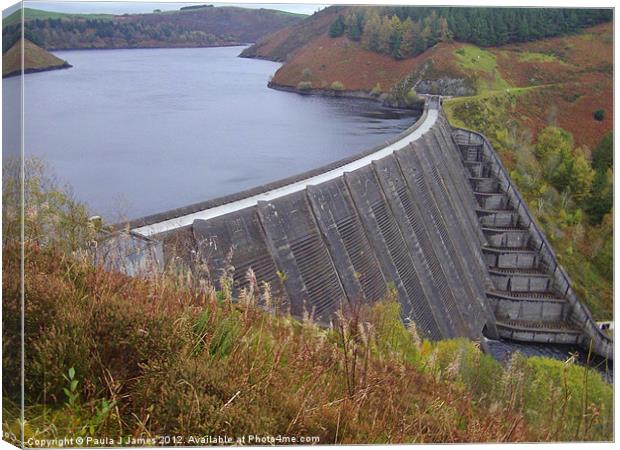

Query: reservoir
2;45;419;221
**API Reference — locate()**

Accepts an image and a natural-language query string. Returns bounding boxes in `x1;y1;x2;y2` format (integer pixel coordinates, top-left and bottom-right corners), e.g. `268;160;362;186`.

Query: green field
3;7;115;28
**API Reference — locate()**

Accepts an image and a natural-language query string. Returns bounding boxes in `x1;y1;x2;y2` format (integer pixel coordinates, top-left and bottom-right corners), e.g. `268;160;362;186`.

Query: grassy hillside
1;158;613;445
2;6;305;51
269;34;420;92
2;7;114;28
445;23;613;149
2;38;71;78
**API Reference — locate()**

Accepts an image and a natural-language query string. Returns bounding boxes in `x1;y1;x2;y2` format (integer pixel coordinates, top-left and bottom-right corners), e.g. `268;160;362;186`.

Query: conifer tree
329;15;345;38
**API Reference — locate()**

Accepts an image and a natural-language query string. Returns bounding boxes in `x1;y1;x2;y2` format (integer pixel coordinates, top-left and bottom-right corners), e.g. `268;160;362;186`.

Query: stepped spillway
453;128;612;359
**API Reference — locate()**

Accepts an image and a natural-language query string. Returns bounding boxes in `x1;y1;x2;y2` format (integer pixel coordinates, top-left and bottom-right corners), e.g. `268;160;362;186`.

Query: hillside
2;38;71;78
239;6;342;61
2;7;115;28
248;7;611;143
265;22;612;147
2;6;305;51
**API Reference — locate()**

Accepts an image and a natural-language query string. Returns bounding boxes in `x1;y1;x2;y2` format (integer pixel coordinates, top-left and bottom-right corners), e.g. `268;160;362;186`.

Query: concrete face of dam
112;97;612;360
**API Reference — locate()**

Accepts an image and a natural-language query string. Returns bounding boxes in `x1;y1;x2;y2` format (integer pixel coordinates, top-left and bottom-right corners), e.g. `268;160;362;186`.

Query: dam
102;96;613;361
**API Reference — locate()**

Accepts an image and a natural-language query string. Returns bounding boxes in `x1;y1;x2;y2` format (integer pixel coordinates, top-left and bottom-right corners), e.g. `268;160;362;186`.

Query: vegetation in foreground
2;159;613;445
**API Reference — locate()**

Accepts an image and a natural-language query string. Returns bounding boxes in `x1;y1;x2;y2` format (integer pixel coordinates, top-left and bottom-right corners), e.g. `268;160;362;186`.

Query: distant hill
240;6;343;61
2;38;71;78
2;6;305;51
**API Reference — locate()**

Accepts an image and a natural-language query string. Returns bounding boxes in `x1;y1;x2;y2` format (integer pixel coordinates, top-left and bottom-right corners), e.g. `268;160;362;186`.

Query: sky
8;1;327;15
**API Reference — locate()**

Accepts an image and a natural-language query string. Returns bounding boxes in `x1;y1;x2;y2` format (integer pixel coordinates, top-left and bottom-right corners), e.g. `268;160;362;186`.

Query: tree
587;168;613;224
516;16;530;41
535;126;573;161
388;15;403;58
592;132;613;172
535;128;596;202
361;11;382;52
329;15;345;38
331;81;345;91
421;11;437;47
438;16;452;42
567;148;595;202
377;16;394;54
302;68;312;81
593;109;605;121
399;17;416;57
345;10;363;41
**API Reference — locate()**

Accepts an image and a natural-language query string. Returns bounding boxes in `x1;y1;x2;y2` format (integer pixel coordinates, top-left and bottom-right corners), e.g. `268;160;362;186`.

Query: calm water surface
3;46;418;220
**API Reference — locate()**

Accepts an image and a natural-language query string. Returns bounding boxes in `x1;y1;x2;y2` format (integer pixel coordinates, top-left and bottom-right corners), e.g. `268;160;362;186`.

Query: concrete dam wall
113;97;612;359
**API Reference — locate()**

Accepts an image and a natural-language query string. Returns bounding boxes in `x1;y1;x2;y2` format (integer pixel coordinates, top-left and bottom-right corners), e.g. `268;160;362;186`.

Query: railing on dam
453;128;613;360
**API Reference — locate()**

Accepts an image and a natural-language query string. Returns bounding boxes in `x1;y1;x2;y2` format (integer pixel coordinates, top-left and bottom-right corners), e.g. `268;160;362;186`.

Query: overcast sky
10;1;327;16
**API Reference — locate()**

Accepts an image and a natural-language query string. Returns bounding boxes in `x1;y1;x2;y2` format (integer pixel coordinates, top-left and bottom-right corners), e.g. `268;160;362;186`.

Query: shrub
593;109;605;121
514;354;612;439
330;81;345;91
592;132;613;171
3;156;94;253
297;81;312;91
6;238;613;443
370;83;382;97
302;67;312;81
405;88;421;106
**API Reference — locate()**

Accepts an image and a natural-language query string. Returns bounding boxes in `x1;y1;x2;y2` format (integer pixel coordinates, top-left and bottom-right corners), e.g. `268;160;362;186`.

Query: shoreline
2;61;72;79
46;42;250;53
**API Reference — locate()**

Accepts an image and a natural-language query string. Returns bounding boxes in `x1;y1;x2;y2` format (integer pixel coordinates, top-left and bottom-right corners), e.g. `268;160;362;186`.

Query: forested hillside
2;6;304;51
327;7;611;59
